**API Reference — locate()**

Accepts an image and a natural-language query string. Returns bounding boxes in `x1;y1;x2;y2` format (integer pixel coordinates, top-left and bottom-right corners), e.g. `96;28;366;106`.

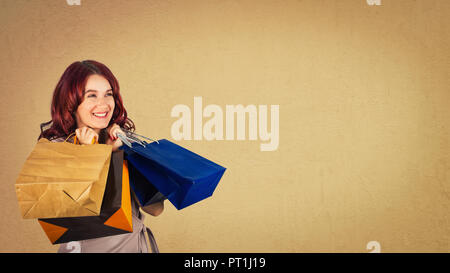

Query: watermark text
171;97;279;151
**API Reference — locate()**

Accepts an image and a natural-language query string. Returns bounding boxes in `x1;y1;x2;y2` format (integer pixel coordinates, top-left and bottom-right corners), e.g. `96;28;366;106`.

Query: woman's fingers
107;124;116;140
112;136;123;151
105;124;125;151
75;126;98;144
108;123;124;140
113;127;124;139
110;126;118;140
75;128;80;142
87;129;97;143
81;126;88;136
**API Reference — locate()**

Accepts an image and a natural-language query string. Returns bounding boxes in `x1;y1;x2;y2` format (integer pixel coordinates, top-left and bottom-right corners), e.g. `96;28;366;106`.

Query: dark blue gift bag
121;139;226;210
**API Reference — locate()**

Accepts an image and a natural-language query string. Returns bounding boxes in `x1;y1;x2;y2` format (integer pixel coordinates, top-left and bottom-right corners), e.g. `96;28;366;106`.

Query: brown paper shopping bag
15;138;112;219
38;151;133;244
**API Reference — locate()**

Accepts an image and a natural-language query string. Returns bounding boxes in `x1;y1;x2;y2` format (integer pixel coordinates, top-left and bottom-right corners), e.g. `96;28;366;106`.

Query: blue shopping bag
121;139;226;210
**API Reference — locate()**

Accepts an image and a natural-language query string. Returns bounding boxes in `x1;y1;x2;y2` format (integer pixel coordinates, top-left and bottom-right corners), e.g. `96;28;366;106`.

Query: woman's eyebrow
84;89;113;93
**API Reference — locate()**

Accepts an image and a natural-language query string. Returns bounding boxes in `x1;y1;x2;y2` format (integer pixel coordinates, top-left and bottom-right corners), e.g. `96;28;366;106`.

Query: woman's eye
106;92;113;97
87;94;96;98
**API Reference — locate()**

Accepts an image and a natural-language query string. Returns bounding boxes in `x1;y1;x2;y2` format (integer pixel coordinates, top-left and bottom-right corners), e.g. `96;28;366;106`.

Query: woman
38;60;163;253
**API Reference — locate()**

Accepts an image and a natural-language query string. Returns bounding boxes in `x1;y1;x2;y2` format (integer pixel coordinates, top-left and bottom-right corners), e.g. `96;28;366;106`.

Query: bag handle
123;129;159;144
119;129;159;148
64;132;98;144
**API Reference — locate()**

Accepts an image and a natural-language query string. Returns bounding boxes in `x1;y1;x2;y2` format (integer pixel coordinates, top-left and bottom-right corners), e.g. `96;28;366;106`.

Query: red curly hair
39;60;135;141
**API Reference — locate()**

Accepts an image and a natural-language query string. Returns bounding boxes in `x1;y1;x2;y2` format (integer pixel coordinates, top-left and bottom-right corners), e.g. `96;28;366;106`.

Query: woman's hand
75;126;99;145
106;123;124;152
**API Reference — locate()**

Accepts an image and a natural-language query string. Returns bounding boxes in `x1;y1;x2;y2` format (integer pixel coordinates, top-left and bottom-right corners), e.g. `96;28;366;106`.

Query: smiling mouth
92;112;108;118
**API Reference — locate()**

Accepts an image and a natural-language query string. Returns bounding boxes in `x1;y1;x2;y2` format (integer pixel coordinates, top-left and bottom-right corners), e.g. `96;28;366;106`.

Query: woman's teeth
93;112;107;117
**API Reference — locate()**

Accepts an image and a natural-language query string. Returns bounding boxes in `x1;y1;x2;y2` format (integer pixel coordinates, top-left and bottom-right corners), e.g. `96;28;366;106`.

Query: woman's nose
95;97;110;108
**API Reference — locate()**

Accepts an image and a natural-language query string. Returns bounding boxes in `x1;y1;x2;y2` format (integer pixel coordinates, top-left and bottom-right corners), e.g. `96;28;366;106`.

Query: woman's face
75;74;115;133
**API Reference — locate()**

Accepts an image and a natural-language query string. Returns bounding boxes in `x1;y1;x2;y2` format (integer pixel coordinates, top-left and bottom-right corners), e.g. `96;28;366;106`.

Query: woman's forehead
84;74;111;92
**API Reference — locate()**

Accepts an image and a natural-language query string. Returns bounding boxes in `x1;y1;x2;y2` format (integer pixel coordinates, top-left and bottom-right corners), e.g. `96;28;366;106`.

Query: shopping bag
127;161;167;207
15;138;112;219
37;150;133;244
121;139;226;210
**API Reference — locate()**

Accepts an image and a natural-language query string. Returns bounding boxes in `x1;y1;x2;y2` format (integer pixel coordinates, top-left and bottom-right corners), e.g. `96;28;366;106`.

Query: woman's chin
89;119;112;129
86;123;108;131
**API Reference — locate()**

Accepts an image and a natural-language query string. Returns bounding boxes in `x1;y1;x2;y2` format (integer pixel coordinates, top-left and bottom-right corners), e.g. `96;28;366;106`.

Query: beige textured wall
0;0;449;252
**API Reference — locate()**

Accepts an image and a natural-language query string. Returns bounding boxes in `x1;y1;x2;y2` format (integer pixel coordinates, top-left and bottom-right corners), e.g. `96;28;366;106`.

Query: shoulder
41;135;74;143
50;137;65;143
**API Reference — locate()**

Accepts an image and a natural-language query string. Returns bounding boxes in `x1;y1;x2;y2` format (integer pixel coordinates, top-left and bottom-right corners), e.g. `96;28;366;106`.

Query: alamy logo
65;241;81;253
170;97;279;151
366;241;381;253
66;0;81;5
366;0;381;5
